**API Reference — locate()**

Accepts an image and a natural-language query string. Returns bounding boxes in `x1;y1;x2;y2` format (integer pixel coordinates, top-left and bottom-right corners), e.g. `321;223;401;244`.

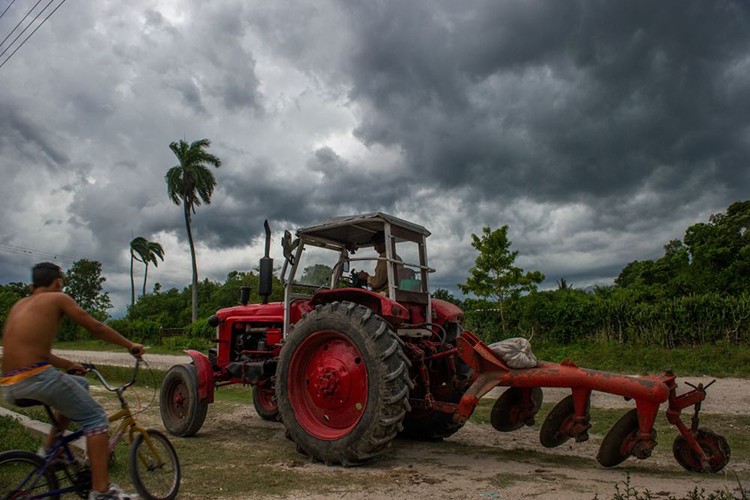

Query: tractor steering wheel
350;269;367;289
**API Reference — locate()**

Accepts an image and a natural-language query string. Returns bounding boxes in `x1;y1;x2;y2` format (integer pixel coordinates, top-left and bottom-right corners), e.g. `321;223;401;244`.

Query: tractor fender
184;349;215;403
431;298;464;323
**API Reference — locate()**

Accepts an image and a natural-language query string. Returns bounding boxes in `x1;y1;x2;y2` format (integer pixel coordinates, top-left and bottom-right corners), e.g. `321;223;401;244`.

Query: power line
0;0;19;23
0;0;44;50
0;0;69;72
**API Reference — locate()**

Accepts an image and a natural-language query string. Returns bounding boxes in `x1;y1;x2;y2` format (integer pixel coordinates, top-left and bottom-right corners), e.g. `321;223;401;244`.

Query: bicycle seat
13;398;44;407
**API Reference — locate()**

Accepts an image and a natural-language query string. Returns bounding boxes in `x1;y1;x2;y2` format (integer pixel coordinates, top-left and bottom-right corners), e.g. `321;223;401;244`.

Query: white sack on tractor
488;337;538;369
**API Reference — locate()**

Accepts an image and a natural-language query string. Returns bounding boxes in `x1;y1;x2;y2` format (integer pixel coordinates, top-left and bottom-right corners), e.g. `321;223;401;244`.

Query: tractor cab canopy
280;212;434;305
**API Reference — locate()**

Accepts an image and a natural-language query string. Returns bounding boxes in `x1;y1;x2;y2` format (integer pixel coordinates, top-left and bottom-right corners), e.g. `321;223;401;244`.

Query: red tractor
160;213;729;472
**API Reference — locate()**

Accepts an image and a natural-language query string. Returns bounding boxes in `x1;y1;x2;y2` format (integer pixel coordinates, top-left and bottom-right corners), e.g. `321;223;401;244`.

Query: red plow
455;331;730;472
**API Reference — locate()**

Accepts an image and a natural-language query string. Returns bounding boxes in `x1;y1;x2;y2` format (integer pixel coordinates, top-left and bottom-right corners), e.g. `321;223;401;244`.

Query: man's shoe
87;483;138;500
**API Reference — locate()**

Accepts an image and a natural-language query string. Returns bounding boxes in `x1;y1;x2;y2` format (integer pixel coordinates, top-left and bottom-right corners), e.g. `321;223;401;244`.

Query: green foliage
113;270;285;342
431;288;463;308
618;201;750;297
108;317;162;343
459;225;544;332
0;284;26;332
166;137;222;323
63;259;112;319
300;264;333;286
130;236;165;305
183;317;214;339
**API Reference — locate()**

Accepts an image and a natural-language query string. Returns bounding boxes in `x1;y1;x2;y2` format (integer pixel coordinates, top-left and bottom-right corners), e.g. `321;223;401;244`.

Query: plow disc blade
540;395;590;448
673;429;730;473
597;409;639;467
491;387;543;432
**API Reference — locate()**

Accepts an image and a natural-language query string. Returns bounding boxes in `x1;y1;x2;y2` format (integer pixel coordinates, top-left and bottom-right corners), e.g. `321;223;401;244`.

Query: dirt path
2;349;747;498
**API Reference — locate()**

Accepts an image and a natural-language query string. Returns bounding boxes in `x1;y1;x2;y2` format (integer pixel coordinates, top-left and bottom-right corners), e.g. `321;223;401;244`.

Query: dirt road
2;349;747;498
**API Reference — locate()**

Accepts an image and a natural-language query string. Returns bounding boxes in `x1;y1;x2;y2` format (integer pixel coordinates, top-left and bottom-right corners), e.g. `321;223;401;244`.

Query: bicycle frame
4;358;168;499
107;392;167;472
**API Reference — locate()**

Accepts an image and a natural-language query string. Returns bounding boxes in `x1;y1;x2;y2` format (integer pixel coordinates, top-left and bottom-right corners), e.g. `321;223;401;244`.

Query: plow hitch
455;331;730;473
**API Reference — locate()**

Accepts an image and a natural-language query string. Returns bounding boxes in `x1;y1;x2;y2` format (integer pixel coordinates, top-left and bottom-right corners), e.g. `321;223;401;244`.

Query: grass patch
534;341;750;377
0;415;42;451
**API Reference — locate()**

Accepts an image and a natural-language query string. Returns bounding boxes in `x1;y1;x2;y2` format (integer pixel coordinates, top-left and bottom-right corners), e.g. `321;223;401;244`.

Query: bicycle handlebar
82;357;143;393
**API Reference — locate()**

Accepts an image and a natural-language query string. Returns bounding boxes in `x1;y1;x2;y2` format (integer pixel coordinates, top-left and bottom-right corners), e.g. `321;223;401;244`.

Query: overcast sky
1;0;749;316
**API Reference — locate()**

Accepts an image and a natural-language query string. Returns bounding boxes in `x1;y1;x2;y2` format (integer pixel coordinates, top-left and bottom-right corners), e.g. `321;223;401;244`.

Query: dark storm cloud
0;103;69;168
190;146;414;248
343;0;750;208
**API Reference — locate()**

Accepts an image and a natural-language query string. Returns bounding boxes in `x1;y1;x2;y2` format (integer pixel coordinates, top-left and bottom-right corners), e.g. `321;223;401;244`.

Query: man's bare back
2;292;76;371
2;265;142;373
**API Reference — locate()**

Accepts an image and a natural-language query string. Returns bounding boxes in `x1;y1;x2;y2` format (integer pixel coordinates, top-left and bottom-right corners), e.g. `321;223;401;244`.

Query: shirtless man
1;262;144;500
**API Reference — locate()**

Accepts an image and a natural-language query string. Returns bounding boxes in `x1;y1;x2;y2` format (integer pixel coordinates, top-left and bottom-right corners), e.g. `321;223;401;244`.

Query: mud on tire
276;301;411;466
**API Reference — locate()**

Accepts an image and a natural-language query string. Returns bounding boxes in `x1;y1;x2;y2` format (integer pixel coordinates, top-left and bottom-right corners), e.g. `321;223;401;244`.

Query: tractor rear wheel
672;429;730;473
160;364;208;437
252;381;280;421
597;409;639;467
276;301;411;466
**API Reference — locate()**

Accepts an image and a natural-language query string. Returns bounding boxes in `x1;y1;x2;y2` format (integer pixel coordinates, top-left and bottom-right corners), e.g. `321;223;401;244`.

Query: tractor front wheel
160;364;209;437
276;301;411;466
252;381;280;422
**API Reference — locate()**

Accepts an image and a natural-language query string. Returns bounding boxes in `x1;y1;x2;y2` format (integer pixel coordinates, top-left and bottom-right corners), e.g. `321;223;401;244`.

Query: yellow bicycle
0;358;181;500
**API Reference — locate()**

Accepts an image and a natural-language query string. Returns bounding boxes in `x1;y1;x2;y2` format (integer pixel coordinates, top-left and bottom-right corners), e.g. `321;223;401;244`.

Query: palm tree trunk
130;254;135;307
184;203;199;323
143;263;149;296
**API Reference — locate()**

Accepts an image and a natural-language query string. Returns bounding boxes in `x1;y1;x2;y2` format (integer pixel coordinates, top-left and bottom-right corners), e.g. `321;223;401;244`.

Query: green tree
300;264;332;286
141;240;165;296
458;225;544;332
130;237;149;307
166;138;222;322
431;288;463;308
0;283;28;333
63;259;112;320
683;200;750;294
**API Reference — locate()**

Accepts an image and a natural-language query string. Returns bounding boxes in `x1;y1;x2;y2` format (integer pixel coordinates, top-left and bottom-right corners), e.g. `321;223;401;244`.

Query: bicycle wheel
129;429;181;500
0;450;60;500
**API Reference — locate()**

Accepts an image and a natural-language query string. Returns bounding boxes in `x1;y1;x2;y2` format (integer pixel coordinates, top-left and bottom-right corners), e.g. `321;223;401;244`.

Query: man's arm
48;354;86;374
59;294;144;356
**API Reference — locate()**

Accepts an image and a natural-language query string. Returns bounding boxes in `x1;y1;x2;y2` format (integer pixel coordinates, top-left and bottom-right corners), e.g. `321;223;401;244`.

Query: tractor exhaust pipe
258;220;273;304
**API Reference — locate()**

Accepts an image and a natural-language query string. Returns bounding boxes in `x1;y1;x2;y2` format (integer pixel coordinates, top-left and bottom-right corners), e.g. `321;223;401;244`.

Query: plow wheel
276;301;411;466
597;409;640;467
673;429;730;473
252;381;280;422
491;387;544;432
160;364;208;437
540;395;589;448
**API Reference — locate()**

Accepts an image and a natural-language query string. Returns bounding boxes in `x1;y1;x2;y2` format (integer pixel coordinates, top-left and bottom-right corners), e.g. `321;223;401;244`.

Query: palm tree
130;237;149;307
142;241;165;296
165;138;222;322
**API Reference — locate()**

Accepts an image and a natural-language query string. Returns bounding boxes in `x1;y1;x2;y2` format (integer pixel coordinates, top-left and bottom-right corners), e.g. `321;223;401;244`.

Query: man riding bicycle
1;262;145;500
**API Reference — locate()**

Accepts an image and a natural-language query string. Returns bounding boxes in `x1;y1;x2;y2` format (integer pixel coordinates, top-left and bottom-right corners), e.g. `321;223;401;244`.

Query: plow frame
454;331;720;470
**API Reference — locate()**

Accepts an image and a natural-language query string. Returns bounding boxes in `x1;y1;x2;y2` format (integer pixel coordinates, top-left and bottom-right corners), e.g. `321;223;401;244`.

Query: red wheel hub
288;330;368;440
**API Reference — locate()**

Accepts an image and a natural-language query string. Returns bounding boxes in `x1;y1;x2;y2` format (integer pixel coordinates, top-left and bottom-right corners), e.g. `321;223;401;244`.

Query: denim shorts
2;368;109;436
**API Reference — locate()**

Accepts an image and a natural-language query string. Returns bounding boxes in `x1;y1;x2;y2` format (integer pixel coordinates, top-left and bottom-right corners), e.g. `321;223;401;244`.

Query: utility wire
0;0;69;72
0;0;44;50
0;0;19;23
0;242;188;289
